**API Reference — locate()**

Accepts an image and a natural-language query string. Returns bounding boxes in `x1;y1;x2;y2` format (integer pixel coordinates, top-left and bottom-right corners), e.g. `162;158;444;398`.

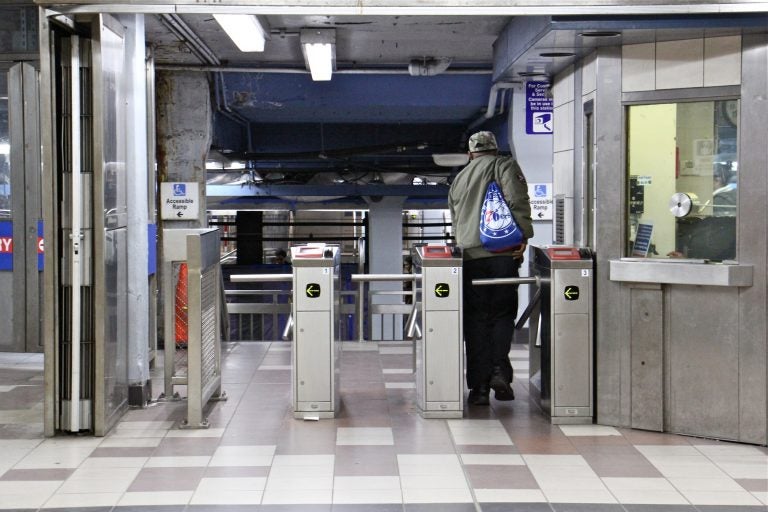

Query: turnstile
528;246;594;424
290;244;341;419
411;245;464;419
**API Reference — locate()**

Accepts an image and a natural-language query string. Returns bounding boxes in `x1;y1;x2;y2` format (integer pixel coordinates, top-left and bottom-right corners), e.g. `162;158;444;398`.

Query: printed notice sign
525;81;554;135
527;183;553;220
161;182;200;220
632;222;654;257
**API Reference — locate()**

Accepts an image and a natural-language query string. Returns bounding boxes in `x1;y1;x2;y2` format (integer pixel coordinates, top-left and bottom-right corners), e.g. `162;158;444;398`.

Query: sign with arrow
306;283;321;298
160;182;200;220
563;286;580;301
527;183;553;220
435;283;450;298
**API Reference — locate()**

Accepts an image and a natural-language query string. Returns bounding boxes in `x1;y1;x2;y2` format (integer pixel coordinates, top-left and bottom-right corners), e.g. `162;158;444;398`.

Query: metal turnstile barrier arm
351;274;420;342
472;276;549;330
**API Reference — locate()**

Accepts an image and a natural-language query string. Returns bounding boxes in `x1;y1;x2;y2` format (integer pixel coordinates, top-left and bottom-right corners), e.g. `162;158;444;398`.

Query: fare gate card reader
412;244;464;419
290;244;341;419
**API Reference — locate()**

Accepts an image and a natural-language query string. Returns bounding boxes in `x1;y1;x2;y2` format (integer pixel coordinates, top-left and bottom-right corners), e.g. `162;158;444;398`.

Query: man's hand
509;243;527;258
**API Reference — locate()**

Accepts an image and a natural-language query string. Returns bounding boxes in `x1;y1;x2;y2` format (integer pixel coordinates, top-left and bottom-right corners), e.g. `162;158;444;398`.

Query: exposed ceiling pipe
484;82;516;118
408;57;452;77
157;13;220;66
155;64;492;75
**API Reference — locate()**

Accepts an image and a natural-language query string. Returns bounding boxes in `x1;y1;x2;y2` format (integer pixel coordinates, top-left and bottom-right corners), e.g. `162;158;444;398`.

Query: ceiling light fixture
300;28;336;81
539;51;576;58
214;14;267;52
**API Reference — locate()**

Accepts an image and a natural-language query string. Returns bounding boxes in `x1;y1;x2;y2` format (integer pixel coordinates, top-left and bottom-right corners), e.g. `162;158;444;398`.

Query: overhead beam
40;2;768;16
207;183;449;197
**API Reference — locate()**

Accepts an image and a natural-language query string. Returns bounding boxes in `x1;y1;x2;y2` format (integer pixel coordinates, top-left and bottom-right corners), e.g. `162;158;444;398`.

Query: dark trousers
462;256;520;390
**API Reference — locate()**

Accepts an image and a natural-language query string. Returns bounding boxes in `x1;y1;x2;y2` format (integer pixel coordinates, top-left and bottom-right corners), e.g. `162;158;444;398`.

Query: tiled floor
0;342;766;511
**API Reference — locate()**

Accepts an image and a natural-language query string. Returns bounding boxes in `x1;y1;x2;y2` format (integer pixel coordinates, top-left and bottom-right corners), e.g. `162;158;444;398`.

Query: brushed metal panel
422;265;460;311
553;313;590;408
629;287;663;431
423;310;461;403
667;285;739;439
610;260;753;287
295;311;331;404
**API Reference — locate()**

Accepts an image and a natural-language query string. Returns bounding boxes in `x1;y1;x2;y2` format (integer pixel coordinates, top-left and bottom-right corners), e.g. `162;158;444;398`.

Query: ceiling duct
408;57;452;77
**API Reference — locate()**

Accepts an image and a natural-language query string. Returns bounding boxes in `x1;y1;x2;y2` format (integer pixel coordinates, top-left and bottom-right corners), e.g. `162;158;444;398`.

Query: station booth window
626;99;739;261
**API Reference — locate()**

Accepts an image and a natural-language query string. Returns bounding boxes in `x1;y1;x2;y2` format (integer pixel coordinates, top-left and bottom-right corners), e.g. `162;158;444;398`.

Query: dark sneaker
489;370;515;401
468;385;490;406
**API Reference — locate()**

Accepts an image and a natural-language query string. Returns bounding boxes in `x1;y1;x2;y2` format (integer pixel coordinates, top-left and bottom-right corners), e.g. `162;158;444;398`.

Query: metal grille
200;267;218;385
555;195;565;245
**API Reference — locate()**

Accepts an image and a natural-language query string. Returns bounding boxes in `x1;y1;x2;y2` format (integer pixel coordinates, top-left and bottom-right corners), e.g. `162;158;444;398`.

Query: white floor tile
559;425;621;436
602;477;679;491
680;490;763;505
542;488;617;503
716;461;768;479
460;454;524;465
265;476;334;490
511;360;529;370
43;492;121;508
636;445;699;457
268;465;334;478
337;427;394;445
400;473;468;489
610;489;689;505
0;480;61;495
668;476;746;491
535;475;607;491
0;493;51;509
209;445;275;466
332;488;403;504
752;491;768;505
474;489;546;503
402;487;473;503
190;489;263;505
333;476;401;489
144;455;211;467
508;349;529;358
118;491;193;506
58;467;140;494
271;454;334;467
694;444;767;457
382;368;412;374
166;427;225;438
262;488;332;504
80;456;148;468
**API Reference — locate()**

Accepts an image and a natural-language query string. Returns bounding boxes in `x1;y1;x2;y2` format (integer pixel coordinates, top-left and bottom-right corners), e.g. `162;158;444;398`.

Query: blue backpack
479;180;524;252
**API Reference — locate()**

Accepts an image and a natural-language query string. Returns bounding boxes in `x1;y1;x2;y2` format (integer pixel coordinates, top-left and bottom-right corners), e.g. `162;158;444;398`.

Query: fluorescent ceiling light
300;29;336;81
214;14;267;52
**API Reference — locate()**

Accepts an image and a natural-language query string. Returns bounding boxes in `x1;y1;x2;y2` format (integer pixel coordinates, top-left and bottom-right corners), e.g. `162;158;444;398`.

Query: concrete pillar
155;70;211;228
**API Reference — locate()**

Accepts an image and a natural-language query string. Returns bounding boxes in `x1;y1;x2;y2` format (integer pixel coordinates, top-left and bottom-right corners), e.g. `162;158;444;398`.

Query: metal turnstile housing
291;244;341;419
529;245;594;424
412;245;463;419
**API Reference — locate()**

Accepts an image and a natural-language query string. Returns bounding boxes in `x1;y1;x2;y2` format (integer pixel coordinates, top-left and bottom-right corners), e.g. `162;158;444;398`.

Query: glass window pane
626;99;738;261
0;72;9;218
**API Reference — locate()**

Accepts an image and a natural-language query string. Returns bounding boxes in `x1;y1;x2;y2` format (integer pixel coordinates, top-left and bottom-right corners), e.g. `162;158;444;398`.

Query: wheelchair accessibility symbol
173;183;187;196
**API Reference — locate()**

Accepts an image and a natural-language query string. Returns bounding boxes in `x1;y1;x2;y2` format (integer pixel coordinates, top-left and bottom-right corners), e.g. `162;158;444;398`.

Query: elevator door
43;14;129;435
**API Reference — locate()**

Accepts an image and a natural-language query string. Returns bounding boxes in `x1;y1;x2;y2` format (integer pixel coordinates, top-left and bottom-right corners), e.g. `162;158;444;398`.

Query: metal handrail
230;273;292;283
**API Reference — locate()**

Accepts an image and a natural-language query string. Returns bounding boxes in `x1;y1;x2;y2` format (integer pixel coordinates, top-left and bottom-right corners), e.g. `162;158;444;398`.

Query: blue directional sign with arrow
564;286;579;301
435;283;450;298
306;283;321;298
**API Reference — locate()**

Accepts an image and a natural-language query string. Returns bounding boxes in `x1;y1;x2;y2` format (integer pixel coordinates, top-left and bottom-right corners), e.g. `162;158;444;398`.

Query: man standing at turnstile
448;131;534;405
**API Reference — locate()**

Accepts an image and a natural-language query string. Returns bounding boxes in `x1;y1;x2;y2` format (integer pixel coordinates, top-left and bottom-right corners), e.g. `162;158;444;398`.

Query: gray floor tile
550;505;624;512
114;507;186;512
622;506;697;512
332;506;403;512
404;505;477;512
479;505;552;512
695;507;768;512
